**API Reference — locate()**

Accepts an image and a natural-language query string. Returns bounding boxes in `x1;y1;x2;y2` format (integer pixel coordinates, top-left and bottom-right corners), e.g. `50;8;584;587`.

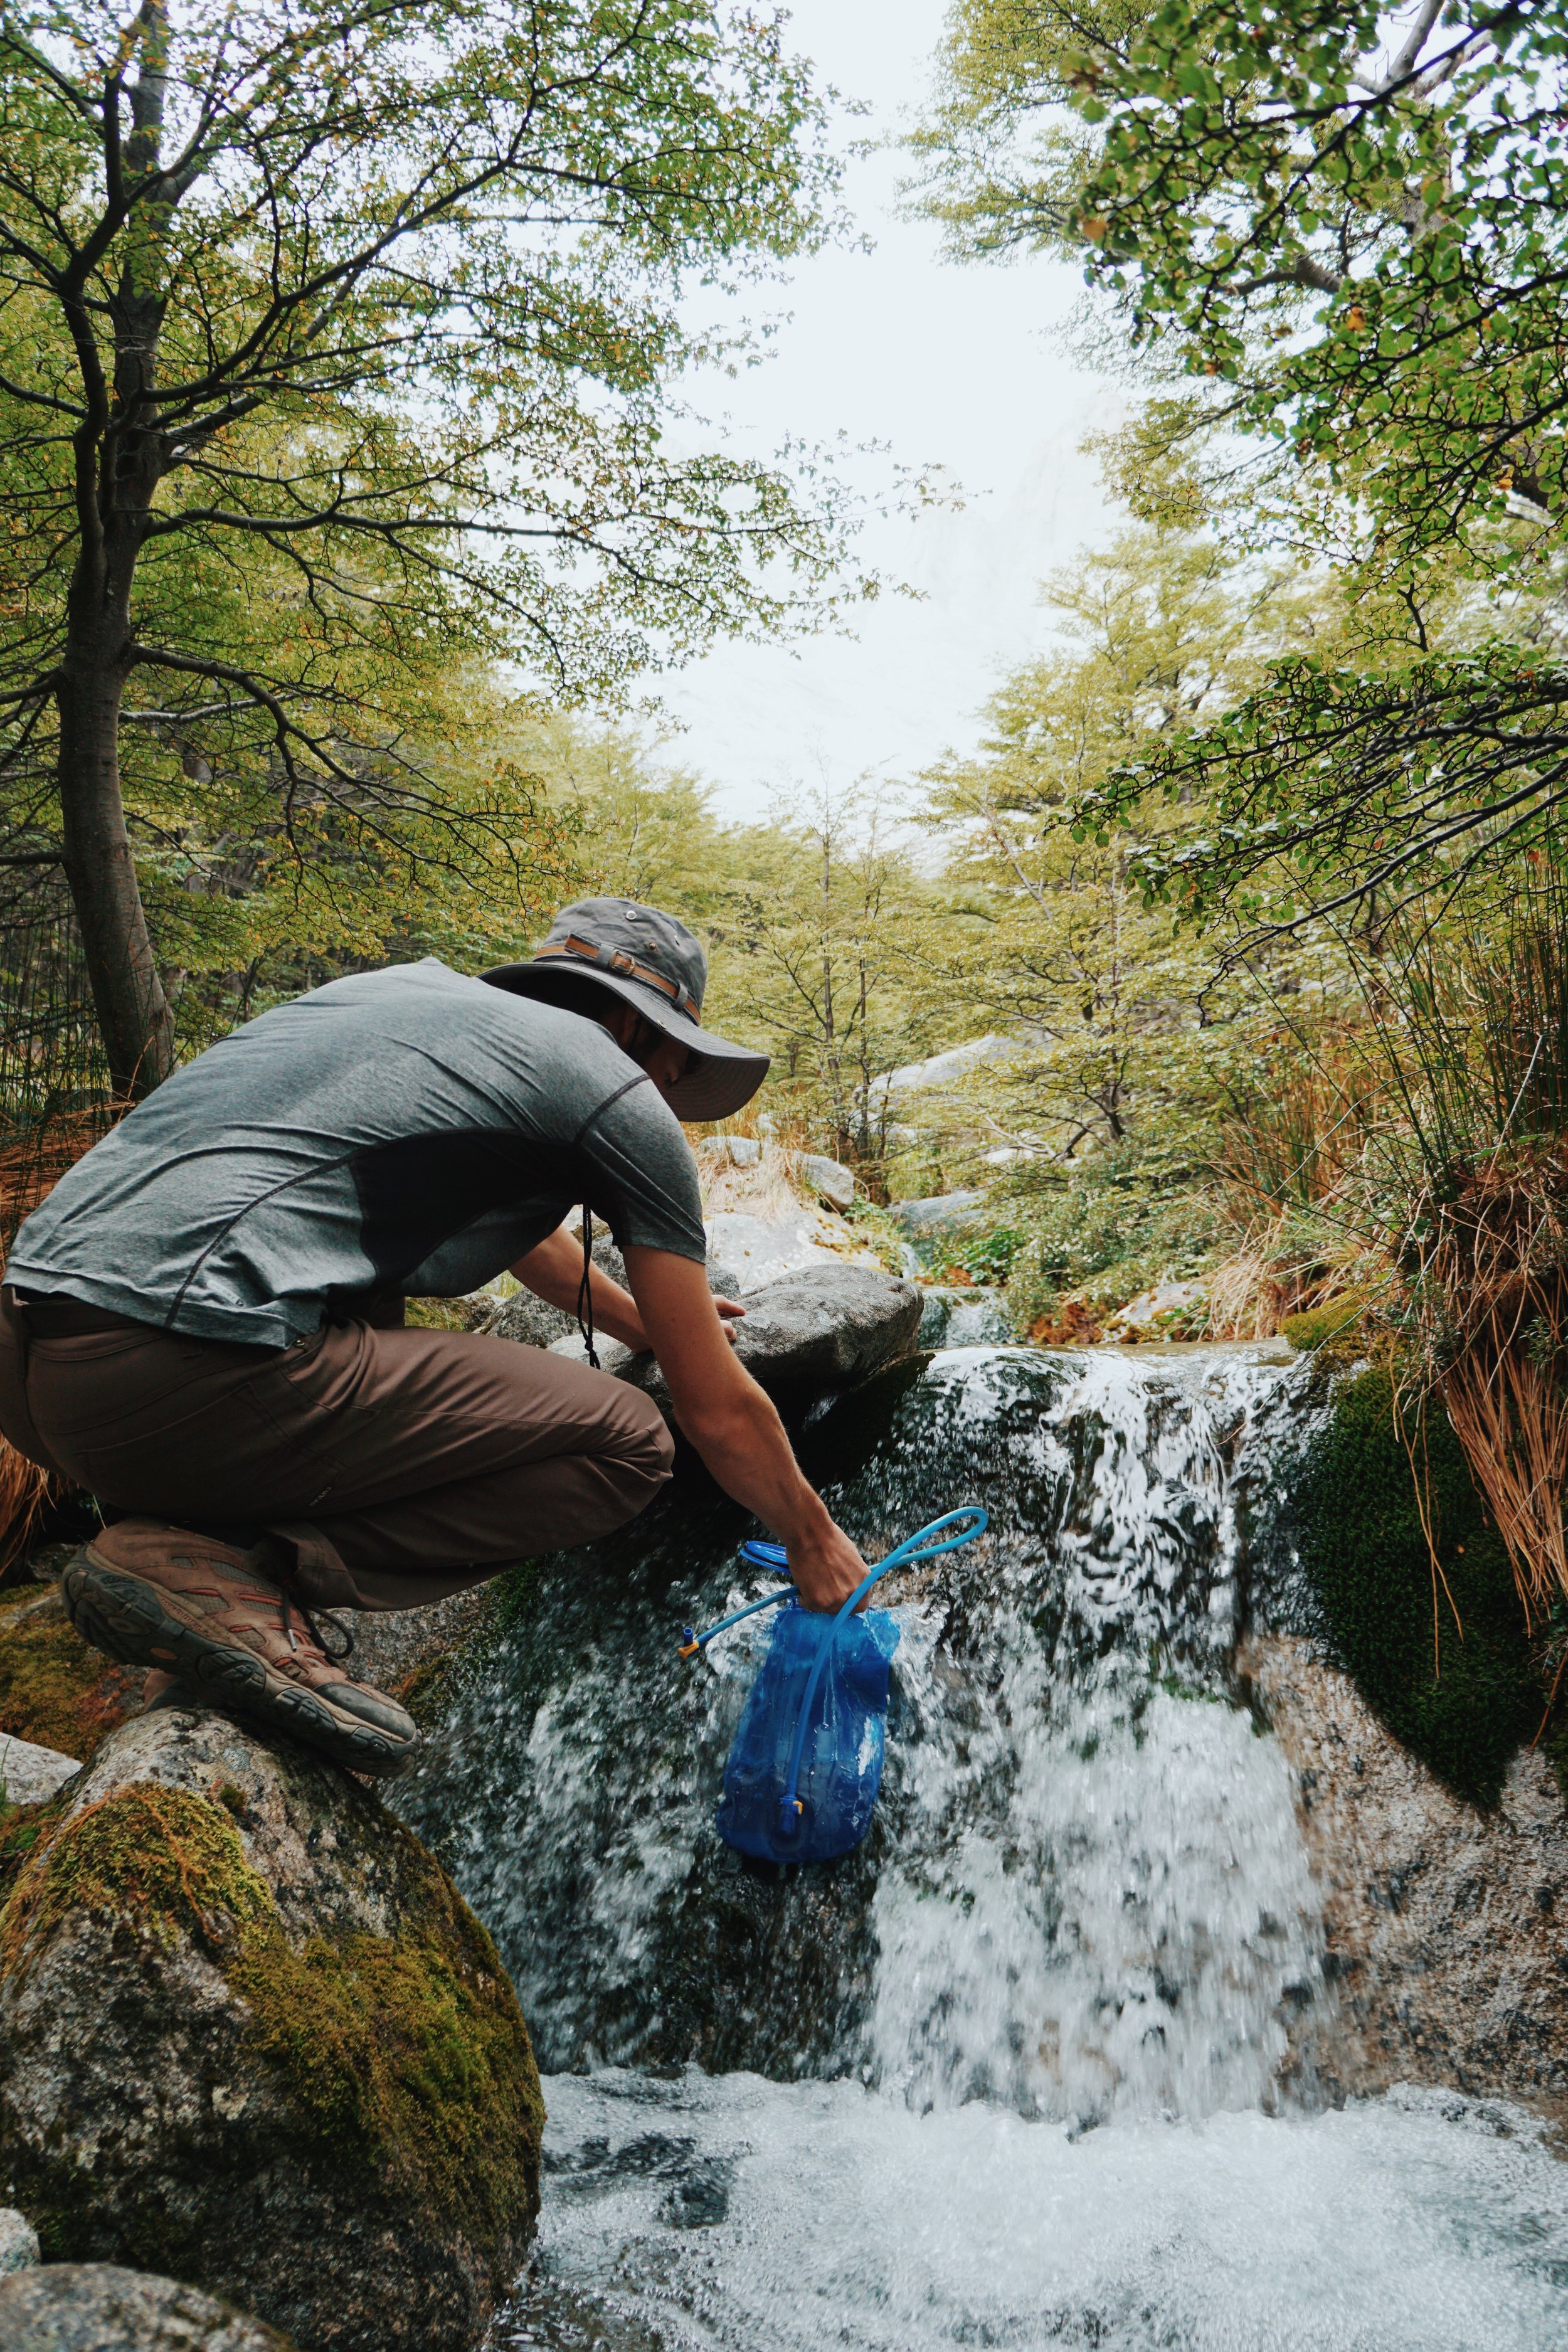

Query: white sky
654;0;1126;821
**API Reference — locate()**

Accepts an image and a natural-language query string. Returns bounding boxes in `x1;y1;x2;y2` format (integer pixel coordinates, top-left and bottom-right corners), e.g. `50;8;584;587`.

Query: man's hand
622;1245;868;1610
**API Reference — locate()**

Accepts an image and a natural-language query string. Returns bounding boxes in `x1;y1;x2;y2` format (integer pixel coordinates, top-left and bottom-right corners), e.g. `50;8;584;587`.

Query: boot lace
278;1582;355;1665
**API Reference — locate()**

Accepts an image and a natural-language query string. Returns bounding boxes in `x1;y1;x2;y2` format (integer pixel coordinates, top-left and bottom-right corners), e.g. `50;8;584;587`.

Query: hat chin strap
534;934;700;1024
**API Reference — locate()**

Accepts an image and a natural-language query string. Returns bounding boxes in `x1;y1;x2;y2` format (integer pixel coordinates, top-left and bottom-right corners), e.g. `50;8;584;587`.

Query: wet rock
0;1704;543;2352
917;1287;1012;1347
0;2262;294;2349
1246;1632;1568;2104
341;1586;490;1717
1;1734;81;1806
0;2205;39;2272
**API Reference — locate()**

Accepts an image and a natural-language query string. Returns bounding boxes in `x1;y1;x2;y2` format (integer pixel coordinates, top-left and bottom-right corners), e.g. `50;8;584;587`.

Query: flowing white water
403;1345;1568;2350
499;2072;1568;2351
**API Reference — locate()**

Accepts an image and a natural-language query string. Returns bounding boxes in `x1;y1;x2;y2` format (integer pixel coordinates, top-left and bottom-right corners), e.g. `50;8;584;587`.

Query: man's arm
622;1244;868;1612
509;1224;650;1350
511;1223;744;1353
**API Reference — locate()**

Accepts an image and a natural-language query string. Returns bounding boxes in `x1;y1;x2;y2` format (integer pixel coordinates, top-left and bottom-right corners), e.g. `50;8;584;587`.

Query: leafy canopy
0;0;891;1080
913;1;1568;933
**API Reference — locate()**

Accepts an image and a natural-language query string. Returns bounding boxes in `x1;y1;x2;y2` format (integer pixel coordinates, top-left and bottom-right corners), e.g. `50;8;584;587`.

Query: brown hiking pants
0;1291;674;1611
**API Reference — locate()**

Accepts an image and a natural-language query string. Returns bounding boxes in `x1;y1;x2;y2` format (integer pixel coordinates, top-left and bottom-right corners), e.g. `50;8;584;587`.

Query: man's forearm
620;1241;868;1610
509;1228;647;1349
675;1383;857;1601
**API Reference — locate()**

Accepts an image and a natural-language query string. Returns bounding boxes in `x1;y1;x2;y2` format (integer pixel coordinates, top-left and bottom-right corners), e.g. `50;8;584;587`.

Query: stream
398;1343;1568;2350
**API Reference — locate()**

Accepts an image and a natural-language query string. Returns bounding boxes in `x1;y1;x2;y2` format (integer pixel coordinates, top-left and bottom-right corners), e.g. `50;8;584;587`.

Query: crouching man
0;899;867;1774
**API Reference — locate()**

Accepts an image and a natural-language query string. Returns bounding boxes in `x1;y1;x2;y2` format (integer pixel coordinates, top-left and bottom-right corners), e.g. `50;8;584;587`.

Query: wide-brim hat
480;896;770;1123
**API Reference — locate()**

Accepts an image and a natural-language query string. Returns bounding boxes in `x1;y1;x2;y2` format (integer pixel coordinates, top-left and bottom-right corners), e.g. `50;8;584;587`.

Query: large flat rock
726;1263;923;1389
596;1261;921;1420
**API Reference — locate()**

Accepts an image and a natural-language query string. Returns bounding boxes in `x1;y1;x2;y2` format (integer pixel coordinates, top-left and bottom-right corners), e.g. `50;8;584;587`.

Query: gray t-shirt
7;960;707;1347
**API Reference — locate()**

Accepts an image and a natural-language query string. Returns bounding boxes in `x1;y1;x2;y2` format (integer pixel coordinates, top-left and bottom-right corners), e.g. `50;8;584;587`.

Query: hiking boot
63;1520;418;1776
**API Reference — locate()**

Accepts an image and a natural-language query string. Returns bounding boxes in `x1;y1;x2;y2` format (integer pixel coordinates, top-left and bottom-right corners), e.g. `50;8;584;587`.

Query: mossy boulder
0;1580;140;1761
0;1705;543;2352
1294;1367;1537;1806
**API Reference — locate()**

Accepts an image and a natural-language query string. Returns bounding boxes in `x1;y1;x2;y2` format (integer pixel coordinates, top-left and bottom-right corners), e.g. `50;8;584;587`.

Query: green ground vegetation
0;1583;140;1764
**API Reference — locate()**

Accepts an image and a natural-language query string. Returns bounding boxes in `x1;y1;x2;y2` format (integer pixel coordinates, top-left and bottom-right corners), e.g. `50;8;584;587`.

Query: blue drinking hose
676;1507;989;1840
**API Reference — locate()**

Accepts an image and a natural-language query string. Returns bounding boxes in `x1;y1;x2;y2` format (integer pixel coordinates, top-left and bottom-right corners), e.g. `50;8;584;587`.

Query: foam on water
497;2070;1568;2352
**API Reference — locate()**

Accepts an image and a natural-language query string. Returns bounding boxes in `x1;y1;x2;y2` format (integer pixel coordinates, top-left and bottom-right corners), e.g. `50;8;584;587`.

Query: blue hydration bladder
678;1510;988;1866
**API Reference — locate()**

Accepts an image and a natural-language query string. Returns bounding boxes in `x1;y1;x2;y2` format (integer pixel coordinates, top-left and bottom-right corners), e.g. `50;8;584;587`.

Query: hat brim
479;960;770;1123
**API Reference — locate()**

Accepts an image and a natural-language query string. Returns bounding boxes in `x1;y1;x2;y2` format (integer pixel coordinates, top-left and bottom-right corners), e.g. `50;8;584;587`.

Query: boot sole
63;1552;417;1779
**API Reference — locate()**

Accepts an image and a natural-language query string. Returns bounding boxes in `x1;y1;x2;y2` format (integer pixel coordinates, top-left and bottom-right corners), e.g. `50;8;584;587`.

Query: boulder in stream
725;1263;922;1389
599;1261;922;1419
0;2262;295;2349
0;1703;543;2352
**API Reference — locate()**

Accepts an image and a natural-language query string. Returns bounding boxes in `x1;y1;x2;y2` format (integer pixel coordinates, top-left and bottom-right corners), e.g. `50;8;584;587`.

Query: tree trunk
50;3;176;1101
58;634;172;1101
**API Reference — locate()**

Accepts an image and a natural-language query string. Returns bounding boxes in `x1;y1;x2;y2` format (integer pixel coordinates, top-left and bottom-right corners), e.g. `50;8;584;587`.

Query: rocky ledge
1249;1632;1568;2107
0;1703;543;2352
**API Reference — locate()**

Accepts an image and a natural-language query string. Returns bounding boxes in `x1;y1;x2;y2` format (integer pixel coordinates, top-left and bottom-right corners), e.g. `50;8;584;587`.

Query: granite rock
797;1153;856;1213
0;2205;40;2274
696;1135;760;1170
0;1705;543;2352
1247;1631;1568;2105
703;1210;843;1288
0;1734;81;1806
887;1192;987;1267
0;2263;294;2349
618;1263;922;1419
916;1286;1011;1348
481;1238;739;1350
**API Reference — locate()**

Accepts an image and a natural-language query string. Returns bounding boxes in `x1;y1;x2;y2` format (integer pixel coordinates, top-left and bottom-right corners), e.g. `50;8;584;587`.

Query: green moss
230;1823;544;2240
0;1784;273;1976
0;1586;141;1759
1281;1290;1370;1353
0;1779;543;2252
403;1297;475;1332
1295;1367;1537;1805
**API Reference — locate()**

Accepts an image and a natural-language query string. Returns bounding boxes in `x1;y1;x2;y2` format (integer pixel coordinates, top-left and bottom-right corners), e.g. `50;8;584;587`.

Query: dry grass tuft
1406;1147;1568;1628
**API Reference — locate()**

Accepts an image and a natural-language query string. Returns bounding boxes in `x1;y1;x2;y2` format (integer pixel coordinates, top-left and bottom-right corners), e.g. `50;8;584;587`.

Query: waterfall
397;1343;1568;2351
